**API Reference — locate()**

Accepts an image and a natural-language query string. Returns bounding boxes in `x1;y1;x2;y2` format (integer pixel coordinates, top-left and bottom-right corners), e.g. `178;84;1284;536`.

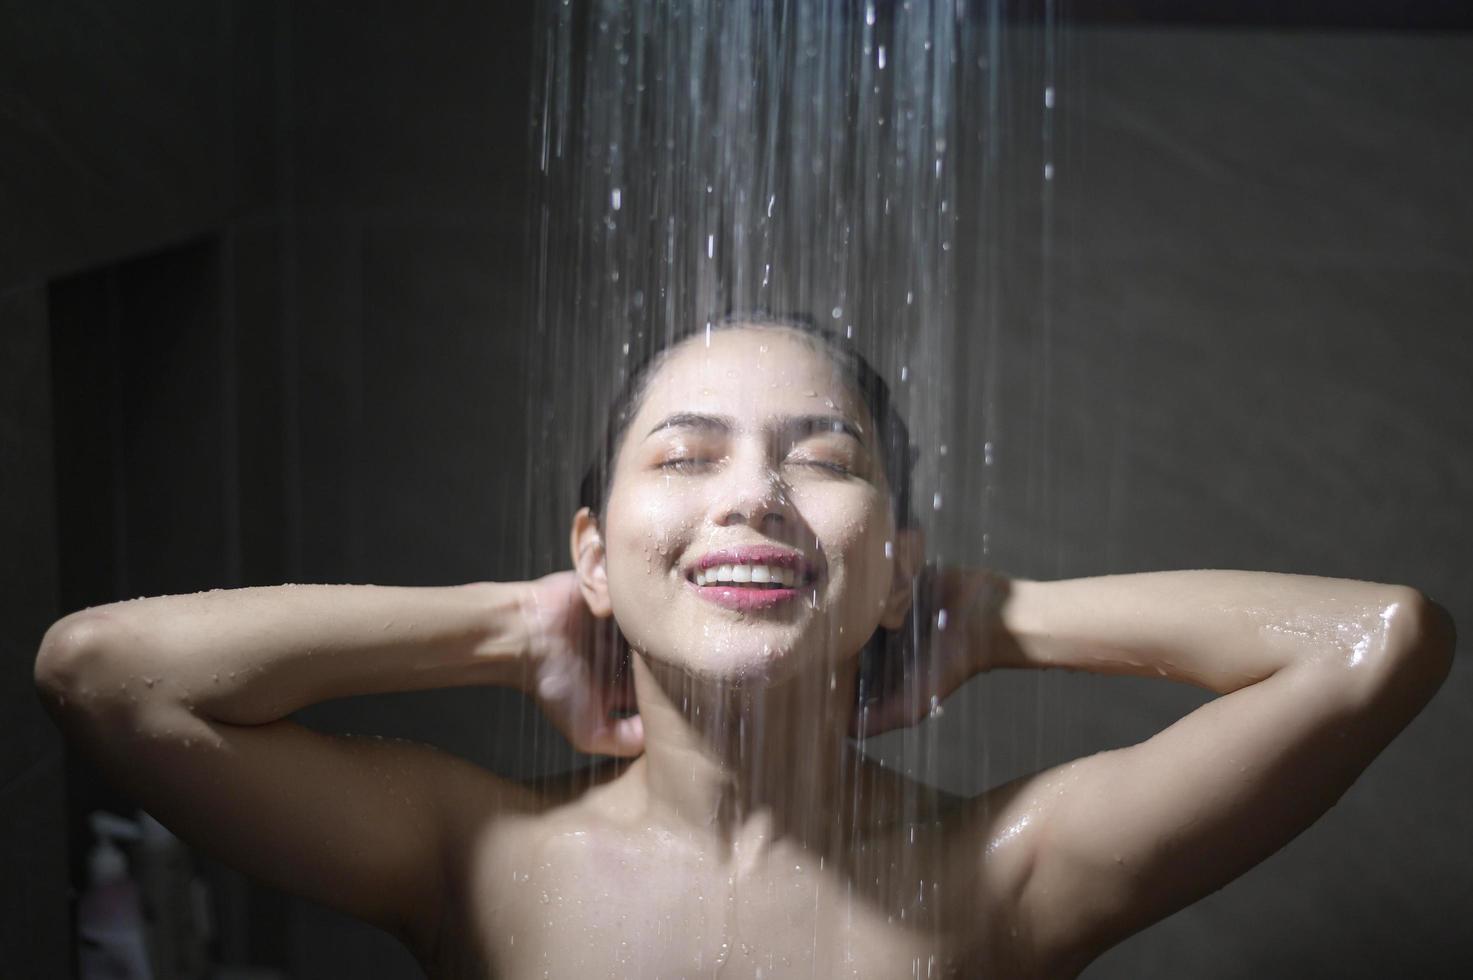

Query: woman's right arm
32;581;539;963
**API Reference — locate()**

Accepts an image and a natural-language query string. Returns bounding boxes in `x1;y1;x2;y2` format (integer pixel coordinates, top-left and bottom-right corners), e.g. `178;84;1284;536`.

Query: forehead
631;326;866;431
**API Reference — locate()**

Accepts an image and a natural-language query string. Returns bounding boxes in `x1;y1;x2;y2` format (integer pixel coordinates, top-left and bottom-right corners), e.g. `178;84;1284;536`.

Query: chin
643;629;845;689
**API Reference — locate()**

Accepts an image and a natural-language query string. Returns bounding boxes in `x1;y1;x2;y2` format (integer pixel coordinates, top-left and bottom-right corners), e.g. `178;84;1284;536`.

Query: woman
35;317;1455;978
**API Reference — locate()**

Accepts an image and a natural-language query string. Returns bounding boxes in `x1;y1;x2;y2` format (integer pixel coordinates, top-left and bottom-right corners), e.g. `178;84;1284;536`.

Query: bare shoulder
428;756;639;969
436;754;638;878
932;761;1085;973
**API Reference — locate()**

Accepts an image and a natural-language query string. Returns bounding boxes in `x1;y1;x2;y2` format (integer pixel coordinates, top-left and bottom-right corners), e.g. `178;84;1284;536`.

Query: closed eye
792;459;852;475
659;457;717;473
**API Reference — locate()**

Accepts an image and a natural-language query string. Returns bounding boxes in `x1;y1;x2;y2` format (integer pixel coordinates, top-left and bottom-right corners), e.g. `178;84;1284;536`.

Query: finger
583;714;644;757
850;695;919;739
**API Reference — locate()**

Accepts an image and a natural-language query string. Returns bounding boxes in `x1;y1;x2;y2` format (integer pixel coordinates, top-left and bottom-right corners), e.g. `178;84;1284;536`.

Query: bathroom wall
1;2;282;976
3;3;1469;978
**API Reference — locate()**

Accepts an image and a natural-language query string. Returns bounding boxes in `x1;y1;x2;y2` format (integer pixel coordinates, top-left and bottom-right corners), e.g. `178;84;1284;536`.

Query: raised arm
958;570;1455;976
32;581;541;962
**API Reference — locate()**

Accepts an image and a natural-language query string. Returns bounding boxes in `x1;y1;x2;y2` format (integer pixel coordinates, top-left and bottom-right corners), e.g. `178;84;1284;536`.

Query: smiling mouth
685;564;810;611
690;563;806;589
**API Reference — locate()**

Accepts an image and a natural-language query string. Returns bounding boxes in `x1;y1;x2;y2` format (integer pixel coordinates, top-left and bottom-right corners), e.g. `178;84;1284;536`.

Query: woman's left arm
958;570;1456;975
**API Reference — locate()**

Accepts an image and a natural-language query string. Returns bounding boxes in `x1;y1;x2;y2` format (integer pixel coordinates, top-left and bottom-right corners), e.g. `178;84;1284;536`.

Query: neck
626;650;869;865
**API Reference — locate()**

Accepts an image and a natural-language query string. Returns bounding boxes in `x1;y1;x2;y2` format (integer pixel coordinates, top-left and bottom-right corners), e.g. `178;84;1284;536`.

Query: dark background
3;2;1469;978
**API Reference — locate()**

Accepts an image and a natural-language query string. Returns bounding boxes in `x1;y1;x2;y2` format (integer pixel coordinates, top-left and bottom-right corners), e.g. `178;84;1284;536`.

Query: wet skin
34;324;1454;979
437;326;1013;976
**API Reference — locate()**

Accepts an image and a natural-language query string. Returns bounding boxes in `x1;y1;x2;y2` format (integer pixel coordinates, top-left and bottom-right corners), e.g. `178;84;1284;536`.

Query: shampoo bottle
78;810;154;980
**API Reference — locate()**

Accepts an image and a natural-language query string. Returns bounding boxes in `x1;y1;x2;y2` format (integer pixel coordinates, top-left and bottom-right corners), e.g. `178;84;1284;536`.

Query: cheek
798;486;895;594
604;478;695;582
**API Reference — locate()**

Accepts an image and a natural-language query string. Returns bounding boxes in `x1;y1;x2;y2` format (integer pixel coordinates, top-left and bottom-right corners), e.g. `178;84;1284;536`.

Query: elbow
34;612;119;694
1382;588;1456;691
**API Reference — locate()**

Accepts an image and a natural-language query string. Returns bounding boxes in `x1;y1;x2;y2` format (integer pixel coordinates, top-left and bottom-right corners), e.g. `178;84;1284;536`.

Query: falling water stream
516;1;1064;974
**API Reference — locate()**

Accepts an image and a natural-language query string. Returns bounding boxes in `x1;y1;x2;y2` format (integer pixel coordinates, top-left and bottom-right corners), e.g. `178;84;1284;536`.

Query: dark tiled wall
0;286;67;979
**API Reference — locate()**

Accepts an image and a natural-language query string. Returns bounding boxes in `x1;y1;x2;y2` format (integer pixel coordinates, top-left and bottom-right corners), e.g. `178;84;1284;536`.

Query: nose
711;445;792;530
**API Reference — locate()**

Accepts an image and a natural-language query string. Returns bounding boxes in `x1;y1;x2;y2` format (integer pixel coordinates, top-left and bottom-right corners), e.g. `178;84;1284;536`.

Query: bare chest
436;821;989;979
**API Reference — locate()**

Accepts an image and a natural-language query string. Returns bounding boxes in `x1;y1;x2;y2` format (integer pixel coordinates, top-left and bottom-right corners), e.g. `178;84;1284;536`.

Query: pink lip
686;578;803;611
684;544;818;613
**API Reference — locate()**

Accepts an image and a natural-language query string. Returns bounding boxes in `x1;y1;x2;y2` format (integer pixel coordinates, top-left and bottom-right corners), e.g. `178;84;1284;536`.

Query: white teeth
693;563;799;587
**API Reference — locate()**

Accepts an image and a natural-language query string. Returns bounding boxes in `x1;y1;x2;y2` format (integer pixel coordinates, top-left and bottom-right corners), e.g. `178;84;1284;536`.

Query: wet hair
577;310;918;529
576;310;919;722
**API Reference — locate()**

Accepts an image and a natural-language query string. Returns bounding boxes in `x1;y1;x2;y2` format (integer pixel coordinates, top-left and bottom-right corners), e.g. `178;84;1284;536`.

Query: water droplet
1044;162;1055;180
1045;85;1056;108
610;187;622;210
932;492;943;511
936;609;949;631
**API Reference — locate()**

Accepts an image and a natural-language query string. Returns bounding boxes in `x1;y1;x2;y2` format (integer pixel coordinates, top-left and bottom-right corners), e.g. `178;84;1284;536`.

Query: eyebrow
644;412;866;444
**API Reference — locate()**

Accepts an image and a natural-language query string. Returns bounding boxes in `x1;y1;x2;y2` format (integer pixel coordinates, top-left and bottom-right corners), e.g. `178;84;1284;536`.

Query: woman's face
590;325;911;685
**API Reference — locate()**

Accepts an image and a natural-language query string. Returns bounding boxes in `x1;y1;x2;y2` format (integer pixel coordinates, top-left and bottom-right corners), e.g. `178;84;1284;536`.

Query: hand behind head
522;571;643;757
851;565;1011;738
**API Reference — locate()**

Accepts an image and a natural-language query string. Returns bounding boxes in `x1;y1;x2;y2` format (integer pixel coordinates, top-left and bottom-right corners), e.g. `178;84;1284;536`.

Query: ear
569;506;614;618
879;527;925;630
